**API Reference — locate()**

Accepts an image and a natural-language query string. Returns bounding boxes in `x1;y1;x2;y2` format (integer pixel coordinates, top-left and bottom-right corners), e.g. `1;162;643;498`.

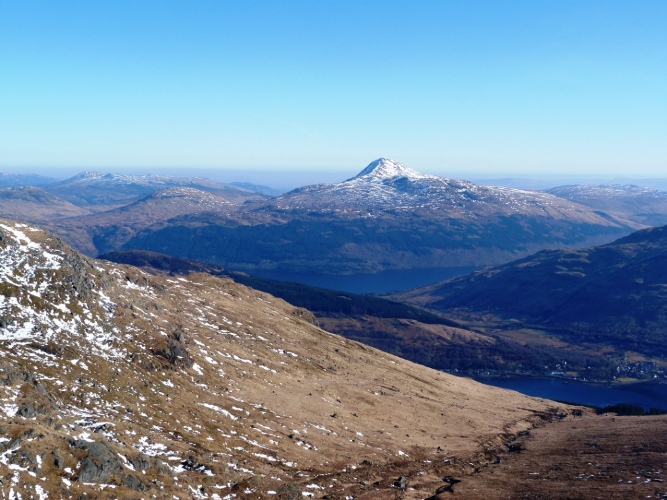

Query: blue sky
1;0;665;184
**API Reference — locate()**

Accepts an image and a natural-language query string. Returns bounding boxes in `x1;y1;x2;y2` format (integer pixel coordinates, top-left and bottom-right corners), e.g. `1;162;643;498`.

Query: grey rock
3;371;36;386
153;339;193;368
71;439;122;483
275;483;302;499
122;474;149;491
5;428;35;450
180;455;207;472
129;452;152;471
53;450;63;469
17;402;46;418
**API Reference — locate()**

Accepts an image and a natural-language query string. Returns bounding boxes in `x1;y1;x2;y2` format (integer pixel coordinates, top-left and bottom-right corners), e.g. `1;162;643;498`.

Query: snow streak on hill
0;222;119;354
50;171;228;190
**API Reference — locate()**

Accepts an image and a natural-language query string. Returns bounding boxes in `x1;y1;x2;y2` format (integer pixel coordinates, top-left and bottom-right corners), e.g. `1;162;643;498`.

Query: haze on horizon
1;1;665;186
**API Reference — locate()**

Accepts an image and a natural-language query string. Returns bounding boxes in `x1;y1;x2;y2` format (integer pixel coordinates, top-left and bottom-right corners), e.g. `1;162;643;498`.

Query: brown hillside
0;219;571;498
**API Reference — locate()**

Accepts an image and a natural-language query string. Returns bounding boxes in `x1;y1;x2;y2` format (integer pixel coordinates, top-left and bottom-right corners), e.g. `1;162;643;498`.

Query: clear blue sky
1;0;665;183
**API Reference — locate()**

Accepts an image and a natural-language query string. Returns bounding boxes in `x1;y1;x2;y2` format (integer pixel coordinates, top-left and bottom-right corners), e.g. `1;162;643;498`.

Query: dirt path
439;413;667;499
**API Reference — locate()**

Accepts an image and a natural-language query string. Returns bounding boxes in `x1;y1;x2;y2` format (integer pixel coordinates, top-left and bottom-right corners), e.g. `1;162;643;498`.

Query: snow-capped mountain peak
354;158;436;181
269;158;637;233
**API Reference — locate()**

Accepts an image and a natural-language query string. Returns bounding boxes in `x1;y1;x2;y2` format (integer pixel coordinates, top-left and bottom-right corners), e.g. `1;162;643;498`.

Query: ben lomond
116;158;634;276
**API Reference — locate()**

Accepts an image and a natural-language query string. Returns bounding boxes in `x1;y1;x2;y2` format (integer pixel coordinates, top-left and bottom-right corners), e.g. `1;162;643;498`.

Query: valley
3;162;667;387
3;161;667;386
2;219;666;499
397;225;667;381
102;245;667;389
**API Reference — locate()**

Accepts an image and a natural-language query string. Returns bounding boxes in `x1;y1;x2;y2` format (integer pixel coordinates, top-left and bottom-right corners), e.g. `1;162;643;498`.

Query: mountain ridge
0;186;91;223
0;172;57;187
45;187;245;256
546;183;667;227
44;171;261;208
397;224;667;366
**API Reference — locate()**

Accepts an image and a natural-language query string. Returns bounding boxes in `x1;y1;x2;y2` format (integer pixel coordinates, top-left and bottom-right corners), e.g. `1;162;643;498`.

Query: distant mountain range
0;172;266;256
118;159;635;276
44;171;261;208
546;184;667;227
0;186;91;222
271;158;631;218
44;187;251;256
230;181;286;196
398;224;667;366
1;161;665;289
0;171;57;187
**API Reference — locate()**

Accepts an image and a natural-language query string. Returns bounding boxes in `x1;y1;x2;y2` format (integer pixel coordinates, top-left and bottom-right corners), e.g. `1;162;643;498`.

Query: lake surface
248;266;480;294
474;376;667;411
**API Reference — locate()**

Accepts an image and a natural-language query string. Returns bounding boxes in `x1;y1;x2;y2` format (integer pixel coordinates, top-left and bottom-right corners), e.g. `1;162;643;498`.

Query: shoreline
470;373;667;411
470;372;667;386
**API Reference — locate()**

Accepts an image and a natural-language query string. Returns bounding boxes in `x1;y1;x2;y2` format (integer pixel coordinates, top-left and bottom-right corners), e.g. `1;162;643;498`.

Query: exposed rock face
152;337;193;369
71;439;122;483
16;402;47;418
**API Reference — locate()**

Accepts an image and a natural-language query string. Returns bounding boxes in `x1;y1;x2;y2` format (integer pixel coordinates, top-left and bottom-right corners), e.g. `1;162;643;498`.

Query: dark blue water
475;376;667;411
247;266;480;294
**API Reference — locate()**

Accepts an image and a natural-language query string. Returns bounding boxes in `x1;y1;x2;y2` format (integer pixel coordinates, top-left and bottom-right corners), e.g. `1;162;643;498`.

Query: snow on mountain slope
45;171;260;208
115;159;637;277
547;184;667;227
0;218;567;498
550;184;663;197
140;186;236;209
273;158;630;225
0;221;118;353
354;157;439;180
51;171;227;190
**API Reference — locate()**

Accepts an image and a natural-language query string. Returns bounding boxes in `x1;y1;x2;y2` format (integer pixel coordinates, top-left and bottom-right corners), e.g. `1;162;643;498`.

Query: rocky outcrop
70;439;122;483
152;337;193;369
